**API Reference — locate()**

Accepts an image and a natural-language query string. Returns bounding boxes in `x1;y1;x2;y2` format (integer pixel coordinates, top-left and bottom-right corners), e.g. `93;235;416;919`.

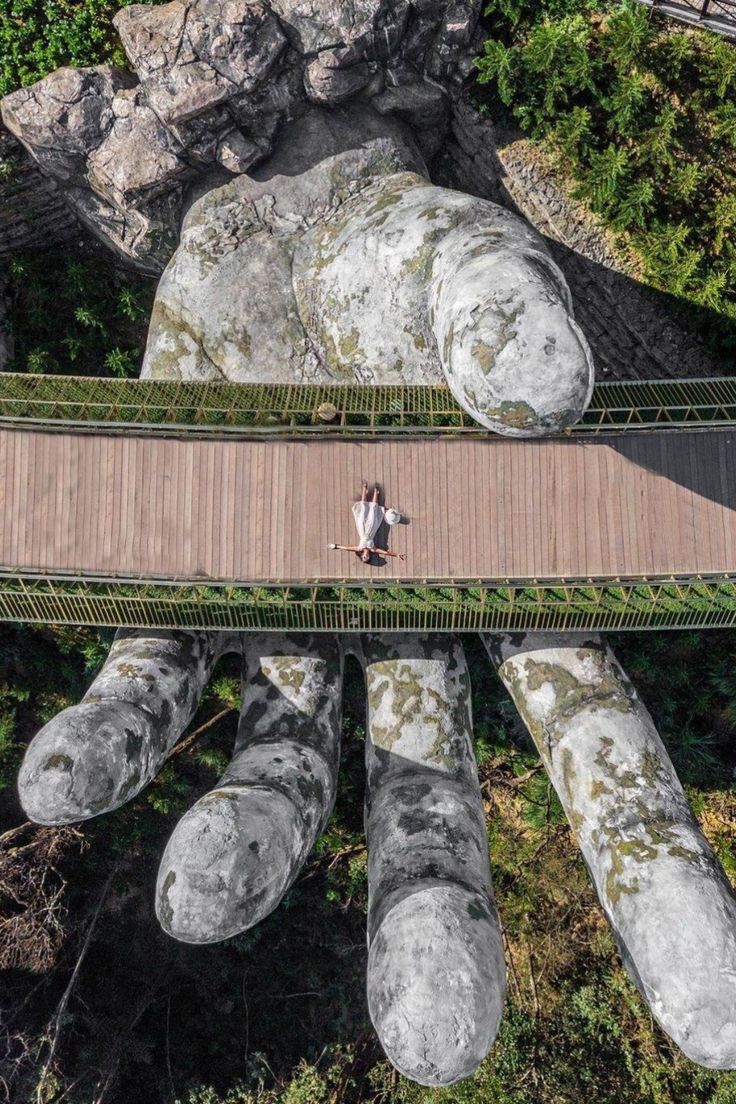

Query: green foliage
145;762;193;816
475;0;736;355
6;250;155;377
0;0;169;97
0;621;110;791
0;698;21;789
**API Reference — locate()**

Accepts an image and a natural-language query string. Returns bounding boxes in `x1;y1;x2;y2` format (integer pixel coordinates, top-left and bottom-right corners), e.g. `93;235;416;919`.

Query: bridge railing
1;573;736;633
1;374;736;435
635;0;736;35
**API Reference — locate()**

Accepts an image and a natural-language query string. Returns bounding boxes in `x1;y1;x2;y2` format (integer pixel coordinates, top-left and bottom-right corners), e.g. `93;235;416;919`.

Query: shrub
6;250;154;376
475;0;736;356
0;0;168;97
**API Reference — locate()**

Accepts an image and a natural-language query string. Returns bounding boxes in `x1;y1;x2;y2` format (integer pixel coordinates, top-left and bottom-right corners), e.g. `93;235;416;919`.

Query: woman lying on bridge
329;481;405;564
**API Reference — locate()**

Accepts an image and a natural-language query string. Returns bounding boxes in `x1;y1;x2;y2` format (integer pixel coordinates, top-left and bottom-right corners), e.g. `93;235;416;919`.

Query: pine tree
578;144;631;213
613;178;655;230
601;1;655;71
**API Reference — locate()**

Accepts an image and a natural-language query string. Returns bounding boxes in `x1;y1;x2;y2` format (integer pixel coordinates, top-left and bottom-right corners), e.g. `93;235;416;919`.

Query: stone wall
0;129;79;262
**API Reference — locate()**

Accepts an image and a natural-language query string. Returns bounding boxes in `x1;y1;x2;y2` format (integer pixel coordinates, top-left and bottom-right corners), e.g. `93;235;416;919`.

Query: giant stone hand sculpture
143;106;593;433
5;0;736;1086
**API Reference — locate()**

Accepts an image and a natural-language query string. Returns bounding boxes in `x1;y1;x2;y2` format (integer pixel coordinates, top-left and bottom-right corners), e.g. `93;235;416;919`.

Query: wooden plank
714;431;732;567
23;423;37;570
166;438;181;577
222;439;234;581
0;432;7;565
497;441;508;577
77;434;91;573
724;431;736;560
233;440;247;582
694;429;720;574
679;431;699;575
212;439;225;578
12;430;24;568
631;436;652;576
103;426;116;571
21;426;35;571
585;438;603;577
1;427;735;585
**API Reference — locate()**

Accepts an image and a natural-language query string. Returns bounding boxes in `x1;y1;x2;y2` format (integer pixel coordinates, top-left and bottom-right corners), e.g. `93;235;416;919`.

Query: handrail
1;573;735;633
635;0;736;36
1;373;736;436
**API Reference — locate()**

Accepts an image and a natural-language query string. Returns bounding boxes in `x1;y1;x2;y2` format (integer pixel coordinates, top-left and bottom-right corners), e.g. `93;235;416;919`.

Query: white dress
352;501;384;549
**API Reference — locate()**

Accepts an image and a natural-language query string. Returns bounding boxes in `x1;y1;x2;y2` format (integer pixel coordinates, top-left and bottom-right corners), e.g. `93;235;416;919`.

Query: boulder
115;0;286;126
86;87;193;208
1;66;134;184
0;0;481;272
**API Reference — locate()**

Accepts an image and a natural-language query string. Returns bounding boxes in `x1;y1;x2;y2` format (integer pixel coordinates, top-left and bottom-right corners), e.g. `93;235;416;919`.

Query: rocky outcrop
1;0;481;272
1;66;190;274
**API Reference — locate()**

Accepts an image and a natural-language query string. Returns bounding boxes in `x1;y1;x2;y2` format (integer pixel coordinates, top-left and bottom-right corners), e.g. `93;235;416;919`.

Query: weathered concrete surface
156;633;342;943
484;632;736;1069
429;213;593;434
142;109;423;384
143;108;593;435
362;634;504;1086
19;630;231;824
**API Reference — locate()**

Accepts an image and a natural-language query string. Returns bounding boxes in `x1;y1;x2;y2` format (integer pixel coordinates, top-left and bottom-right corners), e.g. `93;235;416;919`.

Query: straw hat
385;508;402;526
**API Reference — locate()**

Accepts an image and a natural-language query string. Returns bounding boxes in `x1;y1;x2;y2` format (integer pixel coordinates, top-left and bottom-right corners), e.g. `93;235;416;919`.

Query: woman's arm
376;549;406;560
329;543;360;553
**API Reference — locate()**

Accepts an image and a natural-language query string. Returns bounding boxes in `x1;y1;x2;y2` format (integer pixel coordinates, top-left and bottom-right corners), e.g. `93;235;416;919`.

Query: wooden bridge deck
1;426;735;584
